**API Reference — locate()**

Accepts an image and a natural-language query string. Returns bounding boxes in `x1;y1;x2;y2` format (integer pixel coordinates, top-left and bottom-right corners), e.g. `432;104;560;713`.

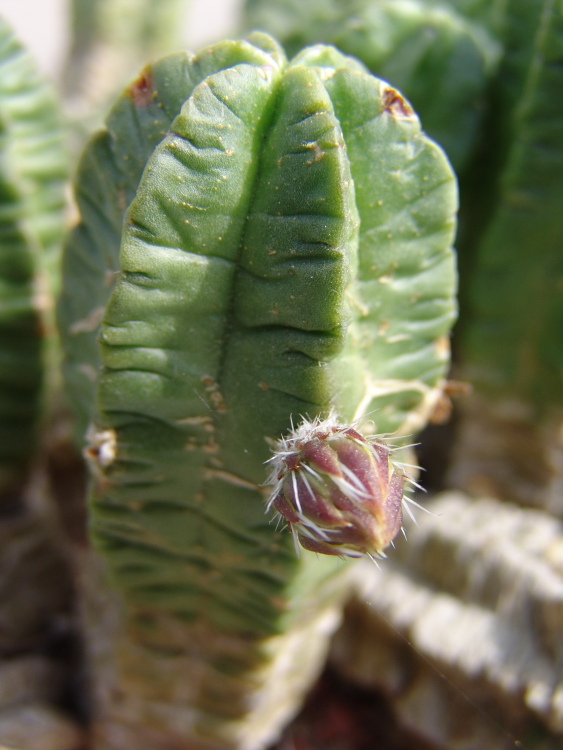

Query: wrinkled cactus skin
0;18;67;494
59;32;457;749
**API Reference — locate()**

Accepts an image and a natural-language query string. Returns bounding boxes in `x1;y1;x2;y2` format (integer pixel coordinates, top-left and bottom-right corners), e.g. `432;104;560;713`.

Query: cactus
58;31;457;748
0;17;67;495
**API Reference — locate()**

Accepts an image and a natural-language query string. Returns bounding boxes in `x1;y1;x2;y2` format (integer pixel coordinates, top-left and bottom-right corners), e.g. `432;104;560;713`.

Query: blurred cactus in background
0;16;82;750
63;0;190;131
0;16;67;495
448;0;563;513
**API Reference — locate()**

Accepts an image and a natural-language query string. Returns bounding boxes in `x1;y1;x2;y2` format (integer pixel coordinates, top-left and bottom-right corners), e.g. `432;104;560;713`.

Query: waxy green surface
60;33;457;741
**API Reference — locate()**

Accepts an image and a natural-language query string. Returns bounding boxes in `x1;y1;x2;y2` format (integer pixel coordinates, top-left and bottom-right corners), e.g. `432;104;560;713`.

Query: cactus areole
59;32;457;749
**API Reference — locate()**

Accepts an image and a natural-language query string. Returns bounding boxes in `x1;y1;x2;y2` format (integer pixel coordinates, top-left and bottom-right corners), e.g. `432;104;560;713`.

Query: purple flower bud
265;414;413;559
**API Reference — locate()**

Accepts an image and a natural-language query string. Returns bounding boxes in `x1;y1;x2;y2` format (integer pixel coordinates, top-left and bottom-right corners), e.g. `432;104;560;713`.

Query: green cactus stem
59;33;457;749
0;18;67;495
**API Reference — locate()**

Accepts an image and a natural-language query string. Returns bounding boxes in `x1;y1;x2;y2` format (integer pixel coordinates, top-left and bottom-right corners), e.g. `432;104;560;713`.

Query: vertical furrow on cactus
217;61;360;479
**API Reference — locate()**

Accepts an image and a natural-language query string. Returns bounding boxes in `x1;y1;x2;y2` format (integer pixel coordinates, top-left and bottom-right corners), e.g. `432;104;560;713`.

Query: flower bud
266;414;411;559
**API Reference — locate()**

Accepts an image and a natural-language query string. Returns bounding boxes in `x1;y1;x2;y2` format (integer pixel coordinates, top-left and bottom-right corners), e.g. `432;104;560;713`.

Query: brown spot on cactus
127;67;155;106
382;86;415;118
201;375;227;413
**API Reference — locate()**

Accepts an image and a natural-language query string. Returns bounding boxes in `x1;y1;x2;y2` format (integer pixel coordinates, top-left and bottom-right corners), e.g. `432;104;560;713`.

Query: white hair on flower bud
263;411;426;559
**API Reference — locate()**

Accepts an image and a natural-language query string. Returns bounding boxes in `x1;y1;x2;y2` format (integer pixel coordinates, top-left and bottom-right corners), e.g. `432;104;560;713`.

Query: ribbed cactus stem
59;33;457;748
